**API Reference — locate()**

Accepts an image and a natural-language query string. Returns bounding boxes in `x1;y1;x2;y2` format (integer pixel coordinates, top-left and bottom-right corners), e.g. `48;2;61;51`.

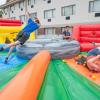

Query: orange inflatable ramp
0;50;51;100
66;58;100;85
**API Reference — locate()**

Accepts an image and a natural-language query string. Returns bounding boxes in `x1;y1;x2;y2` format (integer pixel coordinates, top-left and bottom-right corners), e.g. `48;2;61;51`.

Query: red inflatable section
72;24;100;51
0;23;22;26
0;18;21;23
0;19;22;26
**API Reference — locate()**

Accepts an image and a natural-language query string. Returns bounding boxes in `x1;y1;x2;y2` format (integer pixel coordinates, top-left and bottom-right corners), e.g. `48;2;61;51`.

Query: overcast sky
0;0;6;5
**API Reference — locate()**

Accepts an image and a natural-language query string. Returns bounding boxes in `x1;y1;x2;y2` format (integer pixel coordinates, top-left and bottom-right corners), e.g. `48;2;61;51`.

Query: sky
0;0;6;5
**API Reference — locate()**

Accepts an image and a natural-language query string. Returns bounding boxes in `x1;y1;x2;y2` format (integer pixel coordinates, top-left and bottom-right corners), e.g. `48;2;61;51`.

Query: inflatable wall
0;19;22;26
0;19;35;43
72;24;100;51
16;38;80;59
0;26;23;43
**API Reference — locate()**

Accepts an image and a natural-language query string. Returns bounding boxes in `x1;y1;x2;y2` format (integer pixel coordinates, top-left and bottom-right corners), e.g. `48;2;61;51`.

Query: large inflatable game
0;19;100;100
73;24;100;51
0;19;35;43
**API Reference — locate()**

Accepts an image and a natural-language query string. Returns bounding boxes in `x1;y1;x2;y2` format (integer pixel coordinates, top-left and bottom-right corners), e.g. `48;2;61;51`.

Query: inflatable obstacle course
0;32;35;44
38;60;100;100
0;19;35;43
0;51;100;100
0;50;51;100
72;24;100;51
0;26;23;43
0;19;22;43
0;19;22;26
0;23;100;100
16;38;80;59
0;32;18;43
66;55;100;85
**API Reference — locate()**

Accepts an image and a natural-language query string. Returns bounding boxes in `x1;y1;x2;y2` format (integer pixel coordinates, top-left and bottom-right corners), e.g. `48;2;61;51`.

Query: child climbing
0;13;40;63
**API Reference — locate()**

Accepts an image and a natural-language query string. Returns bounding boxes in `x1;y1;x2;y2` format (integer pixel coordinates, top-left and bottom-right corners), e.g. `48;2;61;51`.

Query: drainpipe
25;0;28;22
8;6;10;18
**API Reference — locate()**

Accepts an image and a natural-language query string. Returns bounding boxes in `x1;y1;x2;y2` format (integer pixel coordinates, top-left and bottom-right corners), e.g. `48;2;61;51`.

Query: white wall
2;0;100;26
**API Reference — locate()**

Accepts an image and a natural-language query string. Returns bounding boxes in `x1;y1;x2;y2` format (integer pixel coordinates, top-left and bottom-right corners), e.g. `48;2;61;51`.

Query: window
44;9;55;19
29;12;37;19
28;0;36;5
61;27;66;33
10;4;15;13
61;27;73;33
3;8;8;15
89;1;94;12
47;0;51;3
3;9;5;14
19;1;25;8
61;5;76;17
89;0;100;12
45;28;55;35
19;15;26;23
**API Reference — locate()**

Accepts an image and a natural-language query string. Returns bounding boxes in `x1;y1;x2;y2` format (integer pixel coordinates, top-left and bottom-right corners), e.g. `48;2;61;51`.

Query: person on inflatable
0;14;40;63
62;26;72;40
75;43;100;72
86;43;100;72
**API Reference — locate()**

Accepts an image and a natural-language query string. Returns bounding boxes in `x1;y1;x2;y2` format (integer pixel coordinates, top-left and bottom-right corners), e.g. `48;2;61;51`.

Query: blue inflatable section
0;54;27;72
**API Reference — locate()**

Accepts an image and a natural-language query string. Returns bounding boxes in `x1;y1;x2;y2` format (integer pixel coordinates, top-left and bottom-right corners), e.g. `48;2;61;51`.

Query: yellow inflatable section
0;26;35;43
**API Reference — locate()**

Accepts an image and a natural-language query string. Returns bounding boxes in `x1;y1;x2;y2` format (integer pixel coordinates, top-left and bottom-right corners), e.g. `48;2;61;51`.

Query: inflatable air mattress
16;39;80;59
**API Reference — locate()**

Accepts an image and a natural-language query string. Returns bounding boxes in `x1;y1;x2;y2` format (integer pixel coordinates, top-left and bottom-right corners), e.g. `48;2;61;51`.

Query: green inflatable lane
38;60;100;100
0;51;100;100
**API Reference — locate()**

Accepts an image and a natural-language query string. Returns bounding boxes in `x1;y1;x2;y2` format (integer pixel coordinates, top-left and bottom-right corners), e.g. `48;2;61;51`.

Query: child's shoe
4;57;8;64
0;47;4;51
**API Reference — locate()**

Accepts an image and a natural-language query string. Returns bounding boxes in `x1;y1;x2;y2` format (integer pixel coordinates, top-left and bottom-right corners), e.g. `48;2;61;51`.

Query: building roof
0;0;23;9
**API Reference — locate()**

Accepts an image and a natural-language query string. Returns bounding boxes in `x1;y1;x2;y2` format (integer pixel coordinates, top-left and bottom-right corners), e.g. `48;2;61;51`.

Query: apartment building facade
0;0;100;35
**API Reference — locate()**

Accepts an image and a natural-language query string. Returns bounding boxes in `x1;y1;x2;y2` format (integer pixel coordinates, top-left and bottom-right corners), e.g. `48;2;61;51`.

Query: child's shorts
15;32;30;45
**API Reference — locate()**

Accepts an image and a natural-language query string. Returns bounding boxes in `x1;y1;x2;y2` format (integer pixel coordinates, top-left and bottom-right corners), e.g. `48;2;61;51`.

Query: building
0;10;3;18
0;0;100;35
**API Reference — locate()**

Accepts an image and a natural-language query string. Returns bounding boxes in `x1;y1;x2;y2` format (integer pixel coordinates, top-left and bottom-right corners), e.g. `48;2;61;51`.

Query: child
0;17;40;63
62;26;72;40
75;43;100;72
86;45;100;72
